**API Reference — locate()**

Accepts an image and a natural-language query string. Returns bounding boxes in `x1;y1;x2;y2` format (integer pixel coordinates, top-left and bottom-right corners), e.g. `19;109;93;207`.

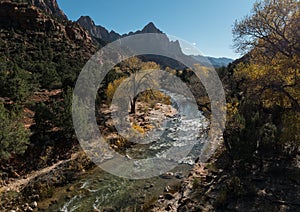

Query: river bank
0;150;94;211
1;94;208;211
150;146;300;211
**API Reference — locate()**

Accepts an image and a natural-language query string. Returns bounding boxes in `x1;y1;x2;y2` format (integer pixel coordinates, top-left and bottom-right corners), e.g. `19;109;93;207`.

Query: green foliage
36;63;62;89
53;87;75;140
102;69;126;89
216;66;229;79
0;19;90;151
31;102;55;143
32;88;76;143
215;176;246;208
225;100;280;160
0;104;29;160
0;61;32;102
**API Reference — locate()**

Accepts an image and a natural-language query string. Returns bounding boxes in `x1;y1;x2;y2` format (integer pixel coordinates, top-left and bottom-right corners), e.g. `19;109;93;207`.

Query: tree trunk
130;96;138;114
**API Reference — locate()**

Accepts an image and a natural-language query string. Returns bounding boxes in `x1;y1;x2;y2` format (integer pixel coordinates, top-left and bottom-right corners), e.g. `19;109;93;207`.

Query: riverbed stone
66;185;75;192
25;206;33;212
30;201;37;209
164;185;171;192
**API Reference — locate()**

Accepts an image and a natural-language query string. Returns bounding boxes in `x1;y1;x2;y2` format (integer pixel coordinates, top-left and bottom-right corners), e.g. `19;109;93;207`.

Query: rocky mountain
127;22;163;35
0;0;96;78
0;0;96;195
141;22;163;34
77;16;164;44
77;16;233;68
207;56;233;67
77;16;121;43
192;55;234;68
6;0;67;20
0;1;91;48
29;0;67;20
76;16;191;68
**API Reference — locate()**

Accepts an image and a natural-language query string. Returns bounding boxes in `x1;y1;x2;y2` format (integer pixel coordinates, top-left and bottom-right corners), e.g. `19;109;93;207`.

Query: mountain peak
77;16;121;43
28;0;67;20
78;16;96;27
142;22;162;33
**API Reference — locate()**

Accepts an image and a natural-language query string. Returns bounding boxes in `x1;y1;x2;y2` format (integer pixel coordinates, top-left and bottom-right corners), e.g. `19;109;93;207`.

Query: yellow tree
111;57;160;114
233;0;300;57
223;0;300;159
233;0;300;112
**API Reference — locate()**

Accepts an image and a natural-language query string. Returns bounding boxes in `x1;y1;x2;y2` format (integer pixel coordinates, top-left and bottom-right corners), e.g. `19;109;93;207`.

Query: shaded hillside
0;0;97;177
0;1;96;90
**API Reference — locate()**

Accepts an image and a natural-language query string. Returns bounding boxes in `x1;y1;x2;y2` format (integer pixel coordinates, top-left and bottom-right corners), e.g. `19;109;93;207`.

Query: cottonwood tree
224;0;300;161
117;57;160;114
233;0;300;112
233;0;300;58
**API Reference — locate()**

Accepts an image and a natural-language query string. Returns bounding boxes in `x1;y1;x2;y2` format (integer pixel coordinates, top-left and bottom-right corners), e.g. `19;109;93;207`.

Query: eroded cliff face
3;0;67;20
77;16;121;43
77;16;190;69
1;1;57;31
29;0;67;20
0;1;95;58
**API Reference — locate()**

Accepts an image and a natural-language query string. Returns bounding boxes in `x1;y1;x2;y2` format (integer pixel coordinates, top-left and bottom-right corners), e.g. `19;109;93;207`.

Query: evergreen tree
0;104;29;161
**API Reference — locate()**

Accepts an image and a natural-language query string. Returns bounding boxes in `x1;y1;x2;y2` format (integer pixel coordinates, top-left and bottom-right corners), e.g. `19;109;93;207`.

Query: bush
0;103;29;161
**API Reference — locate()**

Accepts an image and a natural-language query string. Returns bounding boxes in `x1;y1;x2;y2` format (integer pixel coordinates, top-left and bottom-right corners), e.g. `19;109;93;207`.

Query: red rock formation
0;1;92;44
29;0;67;20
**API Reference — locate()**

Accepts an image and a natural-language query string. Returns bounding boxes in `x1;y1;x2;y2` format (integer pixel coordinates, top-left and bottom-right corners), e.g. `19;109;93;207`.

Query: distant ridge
76;16;164;42
76;15;233;68
192;55;233;68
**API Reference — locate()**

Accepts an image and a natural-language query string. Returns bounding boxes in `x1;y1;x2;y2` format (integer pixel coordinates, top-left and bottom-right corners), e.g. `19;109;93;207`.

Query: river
44;91;209;211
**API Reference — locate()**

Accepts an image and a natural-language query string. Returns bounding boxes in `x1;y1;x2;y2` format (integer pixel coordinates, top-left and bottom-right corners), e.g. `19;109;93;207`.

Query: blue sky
57;0;256;59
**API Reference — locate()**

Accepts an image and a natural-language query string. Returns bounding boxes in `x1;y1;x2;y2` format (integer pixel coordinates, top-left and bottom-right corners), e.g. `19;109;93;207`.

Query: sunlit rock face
29;0;67;20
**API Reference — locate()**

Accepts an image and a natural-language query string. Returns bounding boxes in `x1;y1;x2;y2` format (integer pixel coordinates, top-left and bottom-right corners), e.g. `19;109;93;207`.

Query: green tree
32;88;76;142
33;63;61;89
0;63;32;102
53;87;75;140
31;102;55;143
0;103;29;161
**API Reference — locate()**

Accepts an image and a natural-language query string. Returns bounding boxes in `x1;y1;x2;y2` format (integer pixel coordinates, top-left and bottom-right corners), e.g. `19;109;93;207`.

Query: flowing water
45;92;209;211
